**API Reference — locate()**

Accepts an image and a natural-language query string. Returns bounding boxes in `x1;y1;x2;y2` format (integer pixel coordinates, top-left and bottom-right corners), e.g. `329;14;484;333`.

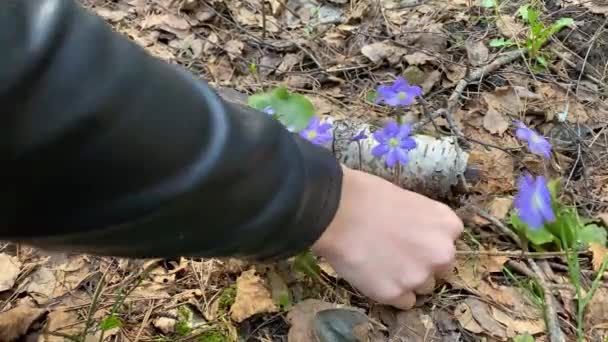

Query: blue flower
262;106;275;116
372;120;417;167
514;174;556;230
515;121;551;159
376;77;423;107
300;117;332;145
351;129;368;142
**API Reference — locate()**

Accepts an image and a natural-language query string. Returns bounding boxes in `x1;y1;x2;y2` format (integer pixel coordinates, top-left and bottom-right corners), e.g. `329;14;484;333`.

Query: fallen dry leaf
585;288;608;328
0;253;21;292
0;306;47;342
465;40;489;66
565;0;608;14
361;41;407;65
491;306;545;338
278;53;302;73
153;317;176;335
483;107;510;135
40;309;82;342
95;8;129;22
477;281;542;320
286;299;338;342
382;307;437;341
230;269;278;322
468;147;515;193
454;301;484;334
487;196;513;221
20;266;57;304
224;40;245;60
589;243;608;272
460;298;507;339
478;248;509;273
496;16;526;39
536;82;589;123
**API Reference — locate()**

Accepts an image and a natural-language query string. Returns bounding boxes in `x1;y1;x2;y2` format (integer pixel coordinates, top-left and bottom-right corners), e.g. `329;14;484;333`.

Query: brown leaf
224;40;245;60
41;309;82;342
468;148;515;193
444;64;467;83
95;8;129;22
477;281;542;319
461;298;507;339
565;0;608;14
488;196;513;222
361;41;407;64
0;253;21;292
454;301;484;334
590;243;608;272
483;107;509;135
230;269;278;322
490;306;545;338
585;288;608;328
496;16;526;39
536;82;589;123
404;51;435;66
465;40;489;66
278;54;302;73
384;308;437;341
153;317;176;335
483;86;540;117
287;299;338;342
0;306;47;342
20;267;57;304
478;248;509;273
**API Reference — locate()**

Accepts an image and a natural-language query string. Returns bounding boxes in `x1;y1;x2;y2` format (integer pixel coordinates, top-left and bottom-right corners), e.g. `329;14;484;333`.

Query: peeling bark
216;87;471;199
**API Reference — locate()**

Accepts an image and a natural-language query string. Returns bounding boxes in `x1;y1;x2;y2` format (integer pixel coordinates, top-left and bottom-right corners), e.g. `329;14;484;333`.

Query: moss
198;330;229;342
175;305;193;336
218;287;236;313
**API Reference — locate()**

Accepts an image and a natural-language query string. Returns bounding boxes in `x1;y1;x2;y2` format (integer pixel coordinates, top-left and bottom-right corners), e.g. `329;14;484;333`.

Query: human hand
312;165;463;310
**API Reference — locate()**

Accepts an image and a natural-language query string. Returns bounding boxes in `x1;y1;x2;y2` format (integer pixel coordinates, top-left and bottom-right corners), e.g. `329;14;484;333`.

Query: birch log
216;87;472;199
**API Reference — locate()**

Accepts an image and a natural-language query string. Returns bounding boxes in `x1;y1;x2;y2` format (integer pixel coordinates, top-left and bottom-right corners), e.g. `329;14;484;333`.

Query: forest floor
2;0;608;341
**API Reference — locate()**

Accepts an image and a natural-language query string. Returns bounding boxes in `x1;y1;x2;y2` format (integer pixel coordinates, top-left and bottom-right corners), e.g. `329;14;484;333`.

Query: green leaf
579;224;608;246
489;38;513;47
249;63;258;74
100;315;122;331
481;0;496;8
514;333;535;342
518;5;531;21
366;90;379;103
248;87;316;132
550;17;574;33
510;212;556;246
293;250;322;279
536;55;548;67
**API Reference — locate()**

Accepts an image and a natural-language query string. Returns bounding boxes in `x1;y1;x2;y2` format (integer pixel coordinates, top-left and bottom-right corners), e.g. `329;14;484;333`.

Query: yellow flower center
307;131;317;140
398;92;408;100
389;138;399;147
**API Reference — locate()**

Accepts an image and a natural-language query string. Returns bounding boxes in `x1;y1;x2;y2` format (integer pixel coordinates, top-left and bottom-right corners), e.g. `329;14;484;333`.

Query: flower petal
399;137;417;150
394;148;409;165
372;130;388;143
372;143;390;157
386;149;399;167
383;121;400;137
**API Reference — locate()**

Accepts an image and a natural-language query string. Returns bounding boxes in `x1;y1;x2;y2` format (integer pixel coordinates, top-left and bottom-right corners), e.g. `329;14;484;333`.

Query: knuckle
433;242;456;267
403;270;428;288
375;285;403;303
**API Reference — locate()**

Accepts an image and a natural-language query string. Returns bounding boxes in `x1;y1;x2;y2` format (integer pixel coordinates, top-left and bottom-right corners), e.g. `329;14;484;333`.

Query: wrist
311;164;357;257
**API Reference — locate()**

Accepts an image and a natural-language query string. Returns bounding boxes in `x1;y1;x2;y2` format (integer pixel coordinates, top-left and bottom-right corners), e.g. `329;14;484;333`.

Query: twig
456;250;576;258
470;206;522;246
548;261;608;281
413;49;525;132
260;0;267;39
528;258;566;342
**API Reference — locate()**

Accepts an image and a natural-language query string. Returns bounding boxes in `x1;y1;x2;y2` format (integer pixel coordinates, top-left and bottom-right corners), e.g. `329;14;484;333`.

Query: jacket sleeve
0;0;343;260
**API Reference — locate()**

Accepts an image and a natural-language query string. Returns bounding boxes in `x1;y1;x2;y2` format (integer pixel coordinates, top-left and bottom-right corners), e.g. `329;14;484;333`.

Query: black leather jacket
0;0;342;260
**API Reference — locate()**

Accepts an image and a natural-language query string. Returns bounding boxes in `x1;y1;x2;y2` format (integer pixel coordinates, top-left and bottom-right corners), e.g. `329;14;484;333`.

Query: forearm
0;0;342;260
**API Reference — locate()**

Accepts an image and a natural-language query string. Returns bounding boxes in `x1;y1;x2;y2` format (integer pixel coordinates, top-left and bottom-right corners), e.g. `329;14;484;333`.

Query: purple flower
376;77;423;107
351;129;368;142
515;121;551;159
372;120;417;167
263;106;275;115
300;117;332;145
514;174;556;230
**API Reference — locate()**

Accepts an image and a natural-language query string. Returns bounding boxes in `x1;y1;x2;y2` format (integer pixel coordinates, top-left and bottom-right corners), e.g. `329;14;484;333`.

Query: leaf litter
1;0;607;340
